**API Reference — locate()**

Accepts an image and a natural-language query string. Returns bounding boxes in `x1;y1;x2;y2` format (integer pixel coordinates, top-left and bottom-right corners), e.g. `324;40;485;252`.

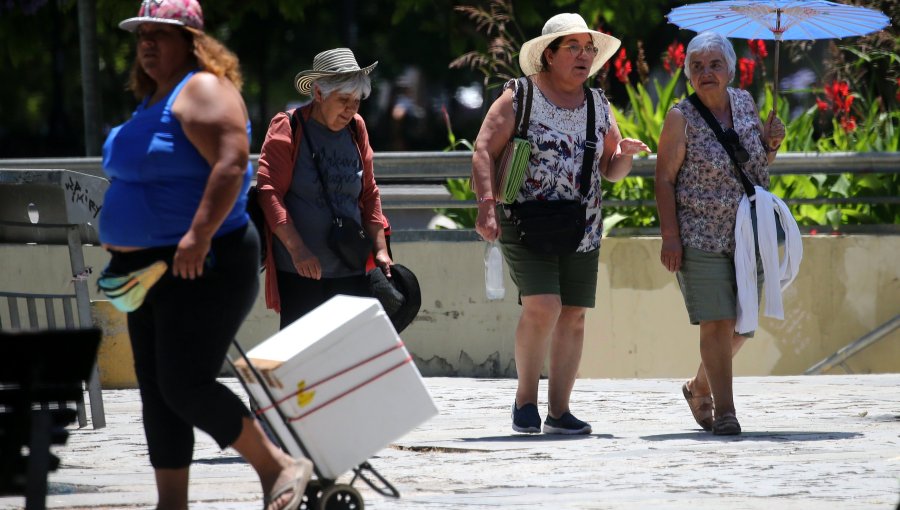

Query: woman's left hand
619;138;651;156
173;229;212;279
375;249;393;278
763;110;785;151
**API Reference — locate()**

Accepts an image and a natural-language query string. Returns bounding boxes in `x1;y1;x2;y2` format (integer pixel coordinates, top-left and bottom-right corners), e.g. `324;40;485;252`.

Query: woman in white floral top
471;13;648;435
655;32;785;436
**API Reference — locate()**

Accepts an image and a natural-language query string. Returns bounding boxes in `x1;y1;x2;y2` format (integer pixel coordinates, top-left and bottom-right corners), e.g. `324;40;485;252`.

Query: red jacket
256;105;384;312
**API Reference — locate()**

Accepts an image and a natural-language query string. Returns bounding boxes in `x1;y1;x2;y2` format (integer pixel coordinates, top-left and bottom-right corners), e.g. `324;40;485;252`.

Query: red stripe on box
254;342;408;416
286;356;414;422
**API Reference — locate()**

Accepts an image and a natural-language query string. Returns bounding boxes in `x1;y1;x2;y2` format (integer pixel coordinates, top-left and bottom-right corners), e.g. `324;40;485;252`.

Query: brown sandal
712;412;742;436
682;381;714;431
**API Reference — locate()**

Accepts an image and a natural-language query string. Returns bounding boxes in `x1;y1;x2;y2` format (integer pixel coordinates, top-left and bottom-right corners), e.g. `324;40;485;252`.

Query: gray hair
684;31;736;83
312;72;372;100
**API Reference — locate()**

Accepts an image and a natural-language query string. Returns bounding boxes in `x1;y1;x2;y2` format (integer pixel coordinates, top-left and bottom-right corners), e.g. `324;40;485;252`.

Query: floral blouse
505;77;611;252
673;87;769;255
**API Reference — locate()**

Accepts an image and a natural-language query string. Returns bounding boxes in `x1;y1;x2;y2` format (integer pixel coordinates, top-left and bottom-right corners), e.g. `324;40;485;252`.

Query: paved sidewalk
2;375;899;509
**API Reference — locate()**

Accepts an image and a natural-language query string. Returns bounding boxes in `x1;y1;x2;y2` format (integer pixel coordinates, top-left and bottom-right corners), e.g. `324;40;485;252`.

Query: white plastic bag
484;241;505;300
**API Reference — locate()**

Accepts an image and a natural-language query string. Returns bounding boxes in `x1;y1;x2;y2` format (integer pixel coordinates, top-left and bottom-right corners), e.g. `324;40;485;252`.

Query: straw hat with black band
294;48;378;96
518;13;621;77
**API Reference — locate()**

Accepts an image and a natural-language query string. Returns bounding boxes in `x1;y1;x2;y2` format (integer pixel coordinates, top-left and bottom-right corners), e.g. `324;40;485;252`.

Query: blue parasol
667;0;890;111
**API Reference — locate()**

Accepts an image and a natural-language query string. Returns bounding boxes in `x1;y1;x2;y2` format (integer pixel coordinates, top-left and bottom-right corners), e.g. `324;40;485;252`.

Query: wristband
477;196;496;204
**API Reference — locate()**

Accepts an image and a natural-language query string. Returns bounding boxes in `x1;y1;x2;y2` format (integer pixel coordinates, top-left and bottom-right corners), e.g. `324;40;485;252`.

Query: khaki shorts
676;246;763;338
499;214;599;308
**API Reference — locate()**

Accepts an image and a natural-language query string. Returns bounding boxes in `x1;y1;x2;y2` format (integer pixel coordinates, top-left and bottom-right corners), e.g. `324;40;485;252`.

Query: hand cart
229;337;400;509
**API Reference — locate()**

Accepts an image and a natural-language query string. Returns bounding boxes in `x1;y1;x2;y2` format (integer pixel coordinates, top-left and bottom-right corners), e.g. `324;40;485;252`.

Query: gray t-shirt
273;118;364;277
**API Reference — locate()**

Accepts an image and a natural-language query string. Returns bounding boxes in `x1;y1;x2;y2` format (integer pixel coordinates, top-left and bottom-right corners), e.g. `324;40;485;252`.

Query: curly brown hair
128;27;243;98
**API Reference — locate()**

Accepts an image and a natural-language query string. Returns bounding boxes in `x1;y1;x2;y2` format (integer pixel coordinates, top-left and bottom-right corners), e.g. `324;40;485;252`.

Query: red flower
816;98;829;111
748;39;768;59
738;57;755;88
614;48;632;84
824;80;853;114
663;41;685;75
840;115;857;132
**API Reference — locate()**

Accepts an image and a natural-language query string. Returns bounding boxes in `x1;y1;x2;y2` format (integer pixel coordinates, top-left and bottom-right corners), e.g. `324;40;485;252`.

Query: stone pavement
2;375;899;509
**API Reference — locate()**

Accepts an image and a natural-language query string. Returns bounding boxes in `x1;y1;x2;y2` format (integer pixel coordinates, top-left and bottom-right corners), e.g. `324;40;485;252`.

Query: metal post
67;226;106;428
25;409;51;510
805;314;900;375
77;0;101;156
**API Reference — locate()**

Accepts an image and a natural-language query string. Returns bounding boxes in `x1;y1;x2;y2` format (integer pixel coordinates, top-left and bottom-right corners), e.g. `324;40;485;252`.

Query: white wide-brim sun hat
294;48;378;96
518;13;621;77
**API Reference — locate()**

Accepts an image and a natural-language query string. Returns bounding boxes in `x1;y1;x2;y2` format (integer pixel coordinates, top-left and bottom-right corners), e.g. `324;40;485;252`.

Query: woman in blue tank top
101;2;311;509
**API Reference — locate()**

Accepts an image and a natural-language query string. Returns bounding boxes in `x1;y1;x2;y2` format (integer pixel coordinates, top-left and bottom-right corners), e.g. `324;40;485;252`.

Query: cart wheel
299;480;322;510
316;484;364;510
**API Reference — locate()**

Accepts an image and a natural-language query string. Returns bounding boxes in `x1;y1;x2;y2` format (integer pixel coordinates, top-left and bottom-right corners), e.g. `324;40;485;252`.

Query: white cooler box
235;295;437;480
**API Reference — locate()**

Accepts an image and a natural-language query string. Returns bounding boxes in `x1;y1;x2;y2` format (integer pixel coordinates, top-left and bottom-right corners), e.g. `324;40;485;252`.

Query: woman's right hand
660;236;683;273
475;200;500;242
291;246;322;280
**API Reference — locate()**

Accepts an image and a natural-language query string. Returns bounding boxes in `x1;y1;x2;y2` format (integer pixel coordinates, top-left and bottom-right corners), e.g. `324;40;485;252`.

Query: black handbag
245;185;267;270
508;85;598;255
296;112;373;270
328;216;371;270
509;200;586;255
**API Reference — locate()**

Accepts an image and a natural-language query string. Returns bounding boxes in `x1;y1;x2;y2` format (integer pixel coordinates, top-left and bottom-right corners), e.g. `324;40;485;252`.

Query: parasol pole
772;9;782;115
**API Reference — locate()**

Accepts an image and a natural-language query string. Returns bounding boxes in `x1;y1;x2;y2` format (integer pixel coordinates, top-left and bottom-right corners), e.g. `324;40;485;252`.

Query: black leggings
117;224;259;469
276;270;369;330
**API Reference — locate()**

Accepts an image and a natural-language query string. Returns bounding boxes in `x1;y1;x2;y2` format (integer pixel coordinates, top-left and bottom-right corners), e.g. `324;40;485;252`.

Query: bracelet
477;196;496;204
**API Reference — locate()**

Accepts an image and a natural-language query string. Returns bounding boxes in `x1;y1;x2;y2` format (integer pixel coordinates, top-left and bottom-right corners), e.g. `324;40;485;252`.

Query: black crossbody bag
507;86;598;255
296;112;373;270
687;93;784;244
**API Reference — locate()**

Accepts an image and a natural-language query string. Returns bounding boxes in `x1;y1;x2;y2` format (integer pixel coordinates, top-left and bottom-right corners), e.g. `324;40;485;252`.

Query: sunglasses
723;128;750;165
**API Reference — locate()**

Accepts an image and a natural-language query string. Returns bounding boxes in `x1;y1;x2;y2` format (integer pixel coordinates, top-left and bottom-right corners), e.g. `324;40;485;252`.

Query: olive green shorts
499;214;599;308
676;246;764;338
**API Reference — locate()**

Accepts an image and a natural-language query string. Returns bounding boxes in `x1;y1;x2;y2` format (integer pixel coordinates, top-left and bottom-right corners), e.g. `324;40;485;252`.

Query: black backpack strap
580;87;597;199
516;77;534;139
288;108;299;134
687;93;757;199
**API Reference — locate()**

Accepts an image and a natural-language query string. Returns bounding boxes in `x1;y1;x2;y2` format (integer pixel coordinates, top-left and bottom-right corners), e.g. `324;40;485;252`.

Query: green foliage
436;106;476;228
449;0;525;92
435;177;478;229
612;69;683;152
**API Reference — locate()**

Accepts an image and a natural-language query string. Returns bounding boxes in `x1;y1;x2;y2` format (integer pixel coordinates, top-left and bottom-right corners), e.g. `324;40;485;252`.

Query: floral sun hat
119;0;204;33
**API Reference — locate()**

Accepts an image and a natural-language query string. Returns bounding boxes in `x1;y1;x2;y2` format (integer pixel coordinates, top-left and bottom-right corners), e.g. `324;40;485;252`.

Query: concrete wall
1;235;897;381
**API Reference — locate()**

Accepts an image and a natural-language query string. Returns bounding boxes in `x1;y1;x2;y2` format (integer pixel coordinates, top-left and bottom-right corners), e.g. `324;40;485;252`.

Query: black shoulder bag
507;86;598;255
687;93;784;243
245;109;302;271
296;111;373;270
245;185;266;270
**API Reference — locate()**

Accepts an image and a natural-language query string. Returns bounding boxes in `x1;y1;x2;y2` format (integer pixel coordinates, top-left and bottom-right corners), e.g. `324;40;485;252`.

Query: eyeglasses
560;44;600;58
723;128;750;164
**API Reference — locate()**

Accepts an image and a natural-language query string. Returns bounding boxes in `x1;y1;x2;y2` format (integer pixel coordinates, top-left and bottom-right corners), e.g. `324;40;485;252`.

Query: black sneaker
511;402;541;433
543;411;592;435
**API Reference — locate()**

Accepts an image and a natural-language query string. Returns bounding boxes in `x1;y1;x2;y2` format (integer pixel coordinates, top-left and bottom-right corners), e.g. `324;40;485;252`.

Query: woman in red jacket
256;48;391;327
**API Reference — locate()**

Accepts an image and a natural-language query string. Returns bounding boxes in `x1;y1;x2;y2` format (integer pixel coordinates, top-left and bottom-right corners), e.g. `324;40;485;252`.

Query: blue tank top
100;71;251;247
